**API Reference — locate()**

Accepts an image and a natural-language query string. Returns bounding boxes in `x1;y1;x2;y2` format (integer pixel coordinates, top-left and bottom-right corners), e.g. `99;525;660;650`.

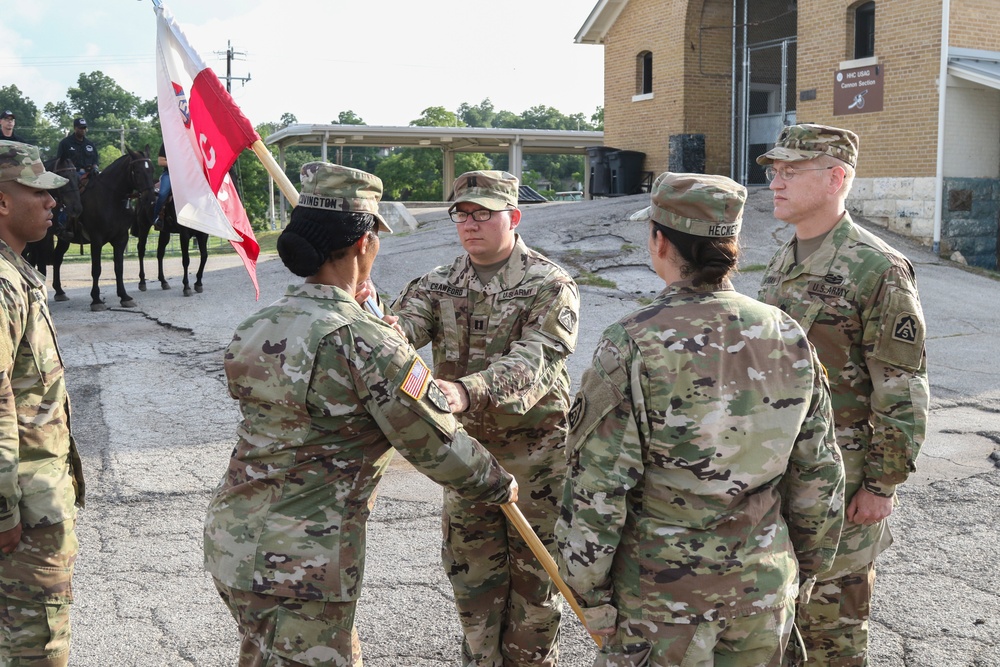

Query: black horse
49;147;155;310
23;158;82;276
133;187;210;297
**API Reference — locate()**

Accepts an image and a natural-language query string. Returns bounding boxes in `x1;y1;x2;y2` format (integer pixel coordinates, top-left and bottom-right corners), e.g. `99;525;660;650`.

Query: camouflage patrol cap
629;172;746;238
450;170;519;212
0;140;68;190
297;162;392;234
756;123;859;167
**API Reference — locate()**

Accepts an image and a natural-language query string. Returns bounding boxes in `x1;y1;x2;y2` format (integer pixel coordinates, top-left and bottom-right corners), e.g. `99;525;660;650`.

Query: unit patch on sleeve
892;312;918;343
557;306;577;333
400;357;431;399
426;380;451;412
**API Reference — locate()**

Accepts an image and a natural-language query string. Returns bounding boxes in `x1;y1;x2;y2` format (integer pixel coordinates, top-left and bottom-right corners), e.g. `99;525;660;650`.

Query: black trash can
668;134;706;174
608;150;647;195
586;146;618;197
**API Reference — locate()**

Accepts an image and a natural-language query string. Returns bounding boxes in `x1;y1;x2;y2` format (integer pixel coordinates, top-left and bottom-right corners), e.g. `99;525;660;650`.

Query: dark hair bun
277;228;327;277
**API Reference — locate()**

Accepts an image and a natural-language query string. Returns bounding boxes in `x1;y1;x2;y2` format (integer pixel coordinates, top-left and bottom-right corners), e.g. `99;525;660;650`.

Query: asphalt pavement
46;189;1000;666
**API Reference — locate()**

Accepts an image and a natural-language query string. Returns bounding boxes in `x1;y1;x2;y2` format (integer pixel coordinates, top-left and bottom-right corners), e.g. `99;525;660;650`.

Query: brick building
577;0;1000;268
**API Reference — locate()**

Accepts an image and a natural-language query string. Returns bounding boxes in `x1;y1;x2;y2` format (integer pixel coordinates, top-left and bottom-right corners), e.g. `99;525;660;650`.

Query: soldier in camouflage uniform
204;163;517;667
389;170;579;667
556;172;845;666
0;141;85;667
756;125;929;666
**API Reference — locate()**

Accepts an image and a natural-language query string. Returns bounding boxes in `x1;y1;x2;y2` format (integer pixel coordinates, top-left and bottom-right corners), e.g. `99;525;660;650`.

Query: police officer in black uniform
56;118;99;176
0;111;29;144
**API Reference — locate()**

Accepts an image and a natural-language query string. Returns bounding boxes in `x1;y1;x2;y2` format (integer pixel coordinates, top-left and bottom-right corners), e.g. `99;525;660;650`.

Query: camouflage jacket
204;283;513;602
556;280;844;624
390;235;579;463
0;240;83;532
759;213;929;576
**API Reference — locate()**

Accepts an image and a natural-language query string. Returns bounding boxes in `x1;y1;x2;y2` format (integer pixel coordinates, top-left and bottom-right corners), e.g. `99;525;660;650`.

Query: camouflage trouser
214;580;362;667
0;521;78;667
787;562;875;667
596;600;794;667
442;475;562;667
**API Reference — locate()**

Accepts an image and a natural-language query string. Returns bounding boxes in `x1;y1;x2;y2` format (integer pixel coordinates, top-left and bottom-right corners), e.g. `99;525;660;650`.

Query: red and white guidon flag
155;4;261;297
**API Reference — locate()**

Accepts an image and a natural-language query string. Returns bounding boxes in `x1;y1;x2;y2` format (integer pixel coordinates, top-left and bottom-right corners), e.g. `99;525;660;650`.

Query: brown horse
49;147;155;310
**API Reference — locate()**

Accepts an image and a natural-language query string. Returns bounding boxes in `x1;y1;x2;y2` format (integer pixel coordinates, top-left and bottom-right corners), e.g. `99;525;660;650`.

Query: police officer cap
74;118;88;128
0;111;14;120
629;172;746;238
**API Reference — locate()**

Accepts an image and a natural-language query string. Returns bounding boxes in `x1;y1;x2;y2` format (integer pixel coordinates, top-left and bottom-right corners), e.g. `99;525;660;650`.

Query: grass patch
739;263;768;272
57;229;281;263
576;272;617;289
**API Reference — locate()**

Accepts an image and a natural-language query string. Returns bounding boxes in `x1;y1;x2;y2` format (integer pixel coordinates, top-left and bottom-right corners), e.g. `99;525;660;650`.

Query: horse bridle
127;155;154;196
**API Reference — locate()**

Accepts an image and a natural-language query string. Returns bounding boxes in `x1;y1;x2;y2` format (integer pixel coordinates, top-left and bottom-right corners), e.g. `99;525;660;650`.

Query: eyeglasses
450;208;498;224
765;165;836;182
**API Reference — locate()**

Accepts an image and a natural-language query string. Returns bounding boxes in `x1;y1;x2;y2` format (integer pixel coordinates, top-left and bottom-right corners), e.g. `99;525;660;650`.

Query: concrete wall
943;78;1000;179
848;177;937;242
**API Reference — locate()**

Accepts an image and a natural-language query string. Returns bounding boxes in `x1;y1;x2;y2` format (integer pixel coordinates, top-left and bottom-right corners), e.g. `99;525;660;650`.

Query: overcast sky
1;0;605;128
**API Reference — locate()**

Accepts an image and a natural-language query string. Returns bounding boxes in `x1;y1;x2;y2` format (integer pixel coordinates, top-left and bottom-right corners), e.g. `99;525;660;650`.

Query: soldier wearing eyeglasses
389;170;579;667
757;124;929;666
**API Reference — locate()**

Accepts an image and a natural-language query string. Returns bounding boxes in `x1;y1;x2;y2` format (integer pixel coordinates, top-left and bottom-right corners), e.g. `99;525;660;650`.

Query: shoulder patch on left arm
873;288;925;371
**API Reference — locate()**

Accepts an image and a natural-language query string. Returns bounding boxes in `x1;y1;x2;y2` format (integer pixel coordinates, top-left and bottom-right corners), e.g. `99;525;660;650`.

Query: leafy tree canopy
335;110;365;125
68;71;149;124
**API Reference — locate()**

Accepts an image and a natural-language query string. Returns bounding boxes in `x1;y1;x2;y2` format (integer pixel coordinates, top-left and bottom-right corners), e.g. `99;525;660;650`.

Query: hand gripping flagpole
501;503;603;648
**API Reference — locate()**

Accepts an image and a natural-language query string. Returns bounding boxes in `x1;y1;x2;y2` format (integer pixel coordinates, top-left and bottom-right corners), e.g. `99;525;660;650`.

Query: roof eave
575;0;630;45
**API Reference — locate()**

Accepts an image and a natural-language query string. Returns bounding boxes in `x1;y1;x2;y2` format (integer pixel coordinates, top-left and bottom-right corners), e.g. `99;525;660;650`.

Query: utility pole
215;40;251;93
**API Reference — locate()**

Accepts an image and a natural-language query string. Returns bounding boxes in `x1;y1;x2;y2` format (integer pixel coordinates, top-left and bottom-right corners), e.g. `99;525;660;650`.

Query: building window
636;51;653;95
854;2;875;59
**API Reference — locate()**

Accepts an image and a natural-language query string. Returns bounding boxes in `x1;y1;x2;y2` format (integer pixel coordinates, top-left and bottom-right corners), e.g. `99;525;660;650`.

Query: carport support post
508;137;523;181
278;143;288;227
442;148;456;201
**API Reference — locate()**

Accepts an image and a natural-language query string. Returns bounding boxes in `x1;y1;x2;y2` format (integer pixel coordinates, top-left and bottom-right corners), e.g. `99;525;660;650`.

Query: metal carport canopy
264;123;605;203
948;47;1000;91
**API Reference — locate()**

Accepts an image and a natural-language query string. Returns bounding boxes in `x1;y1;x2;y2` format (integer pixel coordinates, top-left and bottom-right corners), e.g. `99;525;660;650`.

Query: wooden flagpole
251;140;299;207
501;503;603;648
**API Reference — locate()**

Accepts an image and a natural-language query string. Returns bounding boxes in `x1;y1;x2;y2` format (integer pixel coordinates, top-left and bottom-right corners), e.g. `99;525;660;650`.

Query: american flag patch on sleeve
400;357;431;399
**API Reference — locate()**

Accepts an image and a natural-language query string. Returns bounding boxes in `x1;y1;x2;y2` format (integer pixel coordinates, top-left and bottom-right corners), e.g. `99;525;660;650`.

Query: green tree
67;71;147;123
279;112;298;128
374;107;478;200
335;110;365;125
329;110;382;172
591;106;604;131
412;106;463;128
376;150;489;201
457;99;495;128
